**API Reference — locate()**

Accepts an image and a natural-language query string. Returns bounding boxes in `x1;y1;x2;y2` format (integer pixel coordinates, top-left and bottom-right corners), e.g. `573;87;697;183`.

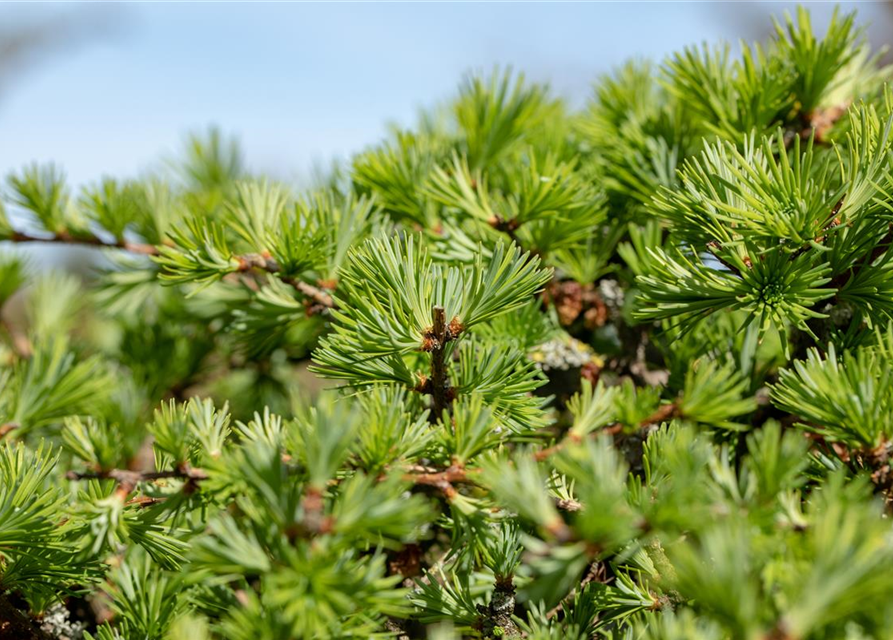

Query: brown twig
8;230;158;255
640;402;681;426
66;465;208;498
0;423;18;439
556;498;583;512
429;306;449;421
7;230;337;312
281;484;338;541
403;463;478;500
488;215;522;248
236;252;336;311
818;196;845;242
418;307;464;416
534;433;582;462
762;619;796;640
706;241;744;277
290;279;336;311
803;102;850;144
125;495;167;509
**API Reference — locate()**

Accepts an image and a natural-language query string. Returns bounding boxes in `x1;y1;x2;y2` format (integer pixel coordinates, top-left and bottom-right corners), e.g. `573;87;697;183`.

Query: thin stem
66;465;208;497
403;463;476;500
480;575;520;638
66;468;208;482
0;423;18;438
237;252;336;311
8;230;158;255
556;497;583;512
706;241;743;277
431;305;449;421
288;279;336;311
7;231;336;311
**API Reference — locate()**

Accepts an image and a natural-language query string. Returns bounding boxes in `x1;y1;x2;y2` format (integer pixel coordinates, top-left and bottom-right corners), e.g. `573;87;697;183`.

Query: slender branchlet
9;230;158;255
430;305;450;421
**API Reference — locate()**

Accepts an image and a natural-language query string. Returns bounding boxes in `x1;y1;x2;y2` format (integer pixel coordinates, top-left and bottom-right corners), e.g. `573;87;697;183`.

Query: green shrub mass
5;7;893;640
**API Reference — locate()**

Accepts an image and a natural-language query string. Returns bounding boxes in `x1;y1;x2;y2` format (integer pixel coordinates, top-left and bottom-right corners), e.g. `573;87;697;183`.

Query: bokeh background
2;2;891;191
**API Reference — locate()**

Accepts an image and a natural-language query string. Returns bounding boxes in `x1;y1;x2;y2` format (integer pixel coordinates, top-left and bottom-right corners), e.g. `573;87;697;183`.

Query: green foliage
773;7;862;113
80;178;143;240
7;163;76;234
454;68;558;171
0;339;111;436
0;252;26;306
154;217;242;289
353;131;444;226
425;151;607;255
772;342;893;448
0;442;103;607
4;7;893;640
311;234;550;392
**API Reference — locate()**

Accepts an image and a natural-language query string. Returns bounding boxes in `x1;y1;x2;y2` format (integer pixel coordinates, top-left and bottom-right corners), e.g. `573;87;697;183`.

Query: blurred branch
7;230;157;255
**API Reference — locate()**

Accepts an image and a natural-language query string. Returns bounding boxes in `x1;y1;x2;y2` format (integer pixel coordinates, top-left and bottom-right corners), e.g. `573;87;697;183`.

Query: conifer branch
5;11;893;638
287;279;336;311
7;230;158;255
65;466;208;495
403;463;478;499
235;251;336;310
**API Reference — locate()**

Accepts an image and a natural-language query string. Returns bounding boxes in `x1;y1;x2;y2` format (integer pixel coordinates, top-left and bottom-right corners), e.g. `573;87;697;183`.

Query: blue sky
0;2;883;187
